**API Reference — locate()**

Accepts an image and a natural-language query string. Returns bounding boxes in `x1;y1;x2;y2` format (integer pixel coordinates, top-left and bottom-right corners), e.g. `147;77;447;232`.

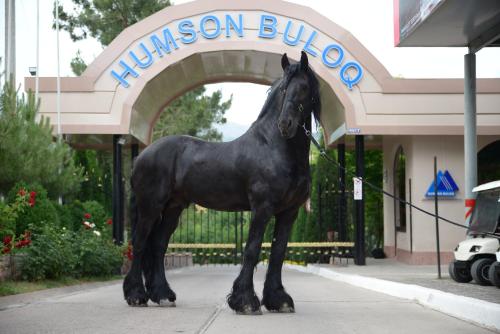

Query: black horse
123;51;321;314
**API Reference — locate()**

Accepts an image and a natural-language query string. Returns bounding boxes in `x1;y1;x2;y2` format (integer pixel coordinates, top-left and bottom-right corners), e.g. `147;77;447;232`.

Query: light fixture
118;137;126;145
29;67;37;76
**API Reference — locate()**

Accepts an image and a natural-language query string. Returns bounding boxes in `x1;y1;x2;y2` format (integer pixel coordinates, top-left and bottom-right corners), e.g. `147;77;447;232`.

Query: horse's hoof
236;305;262;315
158;299;176;307
278;303;295;313
127;297;148;307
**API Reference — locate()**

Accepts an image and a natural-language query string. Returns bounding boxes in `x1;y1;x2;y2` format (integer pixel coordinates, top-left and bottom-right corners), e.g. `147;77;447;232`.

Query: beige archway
25;0;500;146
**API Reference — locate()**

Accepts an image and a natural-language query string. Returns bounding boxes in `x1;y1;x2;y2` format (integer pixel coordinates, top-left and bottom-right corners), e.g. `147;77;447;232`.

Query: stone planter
10;253;26;280
0;253;26;281
0;255;11;281
121;258;132;275
165;252;193;270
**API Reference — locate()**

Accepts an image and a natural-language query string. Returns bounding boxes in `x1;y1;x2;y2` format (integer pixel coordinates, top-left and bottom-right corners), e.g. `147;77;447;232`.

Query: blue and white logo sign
425;170;459;197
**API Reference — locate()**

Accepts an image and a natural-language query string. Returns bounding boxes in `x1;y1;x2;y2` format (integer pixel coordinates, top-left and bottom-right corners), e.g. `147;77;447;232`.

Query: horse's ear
281;53;290;71
300;51;308;70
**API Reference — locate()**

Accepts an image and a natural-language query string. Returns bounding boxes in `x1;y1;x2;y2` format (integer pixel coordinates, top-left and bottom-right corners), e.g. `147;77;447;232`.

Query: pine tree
0;81;83;197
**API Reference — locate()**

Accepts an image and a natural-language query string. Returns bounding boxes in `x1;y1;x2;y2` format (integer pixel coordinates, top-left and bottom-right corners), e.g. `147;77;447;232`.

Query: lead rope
301;123;499;238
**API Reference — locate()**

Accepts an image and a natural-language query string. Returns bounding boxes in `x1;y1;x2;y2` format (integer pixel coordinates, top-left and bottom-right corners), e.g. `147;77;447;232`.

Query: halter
279;73;316;126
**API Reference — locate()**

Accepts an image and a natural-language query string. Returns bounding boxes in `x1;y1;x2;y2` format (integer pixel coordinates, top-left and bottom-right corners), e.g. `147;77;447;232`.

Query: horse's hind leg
262;208;298;312
143;205;183;306
123;200;162;306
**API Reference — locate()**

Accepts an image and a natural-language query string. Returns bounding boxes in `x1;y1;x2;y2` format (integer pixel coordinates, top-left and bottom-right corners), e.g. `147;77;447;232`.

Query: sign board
425;170;459;197
353;177;362;200
110;12;364;90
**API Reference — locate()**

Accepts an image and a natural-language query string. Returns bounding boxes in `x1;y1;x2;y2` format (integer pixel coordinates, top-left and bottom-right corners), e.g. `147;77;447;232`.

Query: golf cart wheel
471;258;495;286
488;262;500;288
448;261;472;283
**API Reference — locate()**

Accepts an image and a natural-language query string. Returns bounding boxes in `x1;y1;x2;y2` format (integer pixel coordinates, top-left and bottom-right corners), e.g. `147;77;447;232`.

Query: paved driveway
0;266;493;334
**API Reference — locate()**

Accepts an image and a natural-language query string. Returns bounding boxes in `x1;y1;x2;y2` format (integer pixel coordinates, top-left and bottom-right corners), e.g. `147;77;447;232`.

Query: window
394;146;406;232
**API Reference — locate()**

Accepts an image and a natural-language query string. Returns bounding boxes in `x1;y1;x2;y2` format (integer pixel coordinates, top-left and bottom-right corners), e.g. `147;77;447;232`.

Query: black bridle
279;74;316;129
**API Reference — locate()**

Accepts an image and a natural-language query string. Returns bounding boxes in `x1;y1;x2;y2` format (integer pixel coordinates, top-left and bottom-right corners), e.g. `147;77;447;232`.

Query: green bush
55;200;85;231
82;201;107;229
6;182;58;235
20;225;77;280
73;230;122;277
20;222;122;280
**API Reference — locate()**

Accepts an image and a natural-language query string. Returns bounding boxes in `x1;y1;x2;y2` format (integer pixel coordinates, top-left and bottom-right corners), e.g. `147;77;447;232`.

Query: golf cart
449;180;500;287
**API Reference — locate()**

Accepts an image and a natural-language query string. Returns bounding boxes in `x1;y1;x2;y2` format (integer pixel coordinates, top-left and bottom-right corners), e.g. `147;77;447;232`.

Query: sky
3;0;500;140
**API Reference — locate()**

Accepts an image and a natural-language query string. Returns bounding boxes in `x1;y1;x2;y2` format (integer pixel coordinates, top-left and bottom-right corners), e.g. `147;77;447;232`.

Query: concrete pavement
0;266;495;334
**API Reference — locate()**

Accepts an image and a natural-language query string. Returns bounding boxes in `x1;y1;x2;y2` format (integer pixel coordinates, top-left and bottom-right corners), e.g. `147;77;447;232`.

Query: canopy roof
395;0;500;52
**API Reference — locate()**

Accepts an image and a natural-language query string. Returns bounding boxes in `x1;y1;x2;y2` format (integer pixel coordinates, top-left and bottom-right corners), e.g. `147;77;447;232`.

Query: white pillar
4;0;15;83
464;52;477;226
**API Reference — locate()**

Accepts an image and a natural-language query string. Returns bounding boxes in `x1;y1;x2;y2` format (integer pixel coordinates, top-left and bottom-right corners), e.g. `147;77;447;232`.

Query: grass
0;275;123;297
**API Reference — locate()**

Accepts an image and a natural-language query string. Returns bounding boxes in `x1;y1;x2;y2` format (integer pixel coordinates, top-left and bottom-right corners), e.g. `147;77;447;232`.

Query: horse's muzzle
278;120;297;139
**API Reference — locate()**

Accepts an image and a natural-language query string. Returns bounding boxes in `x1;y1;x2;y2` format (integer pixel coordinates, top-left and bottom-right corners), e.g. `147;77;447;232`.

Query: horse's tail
130;187;137;246
130;156;139;246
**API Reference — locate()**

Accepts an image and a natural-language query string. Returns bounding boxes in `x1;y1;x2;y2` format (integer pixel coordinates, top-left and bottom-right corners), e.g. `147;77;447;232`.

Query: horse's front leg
262;208;298;312
227;204;272;315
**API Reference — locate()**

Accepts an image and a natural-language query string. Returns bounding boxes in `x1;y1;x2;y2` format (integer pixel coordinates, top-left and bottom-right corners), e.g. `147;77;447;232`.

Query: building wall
383;135;500;264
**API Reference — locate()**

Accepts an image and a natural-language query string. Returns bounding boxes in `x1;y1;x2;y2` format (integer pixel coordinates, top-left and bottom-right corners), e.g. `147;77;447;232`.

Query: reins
300;124;499;238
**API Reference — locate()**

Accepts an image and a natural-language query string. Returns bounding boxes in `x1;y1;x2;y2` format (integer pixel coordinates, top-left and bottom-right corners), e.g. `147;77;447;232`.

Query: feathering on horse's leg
144;205;182;306
227;204;273;315
262;208;298;313
123;200;162;307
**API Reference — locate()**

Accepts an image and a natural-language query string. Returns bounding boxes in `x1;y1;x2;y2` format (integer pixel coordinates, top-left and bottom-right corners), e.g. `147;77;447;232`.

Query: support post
355;135;366;265
464;51;477;226
337;142;346;241
112;135;124;245
433;157;442;278
317;183;323;241
130;142;139;243
4;0;15;84
234;212;238;264
409;178;413;253
240;211;244;264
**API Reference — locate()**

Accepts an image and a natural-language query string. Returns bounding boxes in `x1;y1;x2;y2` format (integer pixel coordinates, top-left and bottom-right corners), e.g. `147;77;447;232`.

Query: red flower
28;197;35;207
84;213;91;219
29;191;36;198
124;243;133;260
18;188;26;196
106;218;112;225
2;246;11;254
3;235;12;245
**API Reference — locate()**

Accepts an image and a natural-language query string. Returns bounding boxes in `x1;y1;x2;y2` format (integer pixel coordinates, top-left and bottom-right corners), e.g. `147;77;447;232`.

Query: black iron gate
167;200;355;265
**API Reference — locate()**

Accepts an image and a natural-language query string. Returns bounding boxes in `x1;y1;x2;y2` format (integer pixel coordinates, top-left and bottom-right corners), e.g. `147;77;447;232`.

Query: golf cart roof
473;181;500;193
468;180;500;236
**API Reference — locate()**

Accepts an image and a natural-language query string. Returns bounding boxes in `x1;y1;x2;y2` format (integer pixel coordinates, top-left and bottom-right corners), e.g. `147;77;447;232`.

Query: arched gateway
26;0;500;264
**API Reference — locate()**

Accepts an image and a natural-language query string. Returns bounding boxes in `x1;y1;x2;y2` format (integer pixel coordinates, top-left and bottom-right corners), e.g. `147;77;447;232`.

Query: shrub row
20;224;123;280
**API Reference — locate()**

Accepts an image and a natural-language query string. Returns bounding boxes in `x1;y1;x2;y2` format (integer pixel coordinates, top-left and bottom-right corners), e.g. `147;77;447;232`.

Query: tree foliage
0;82;83;198
153;87;231;142
54;0;171;47
55;0;231;142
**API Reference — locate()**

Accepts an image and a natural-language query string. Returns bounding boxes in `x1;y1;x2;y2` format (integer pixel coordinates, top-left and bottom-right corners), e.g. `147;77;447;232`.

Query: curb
285;263;500;331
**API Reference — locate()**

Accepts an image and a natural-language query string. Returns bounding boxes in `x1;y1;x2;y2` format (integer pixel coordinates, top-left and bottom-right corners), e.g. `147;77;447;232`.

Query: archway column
113;135;124;245
354;135;365;265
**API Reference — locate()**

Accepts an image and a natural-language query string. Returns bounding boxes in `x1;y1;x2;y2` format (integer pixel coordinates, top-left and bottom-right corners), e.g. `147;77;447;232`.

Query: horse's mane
256;62;321;125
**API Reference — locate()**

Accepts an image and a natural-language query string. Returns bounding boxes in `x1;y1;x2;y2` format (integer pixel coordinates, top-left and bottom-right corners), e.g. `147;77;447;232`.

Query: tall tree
0;81;83;197
54;0;231;141
153;87;230;141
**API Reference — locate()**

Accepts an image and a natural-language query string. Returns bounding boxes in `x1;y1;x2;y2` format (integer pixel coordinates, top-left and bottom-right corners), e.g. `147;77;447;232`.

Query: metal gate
167;201;355;265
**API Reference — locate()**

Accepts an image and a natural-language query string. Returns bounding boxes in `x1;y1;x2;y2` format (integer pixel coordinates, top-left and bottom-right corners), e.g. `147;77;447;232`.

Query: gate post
337;142;346;241
113;135;124;245
355;135;366;265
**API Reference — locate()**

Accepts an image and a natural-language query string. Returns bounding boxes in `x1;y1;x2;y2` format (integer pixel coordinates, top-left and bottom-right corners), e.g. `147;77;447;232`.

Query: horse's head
277;51;321;139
